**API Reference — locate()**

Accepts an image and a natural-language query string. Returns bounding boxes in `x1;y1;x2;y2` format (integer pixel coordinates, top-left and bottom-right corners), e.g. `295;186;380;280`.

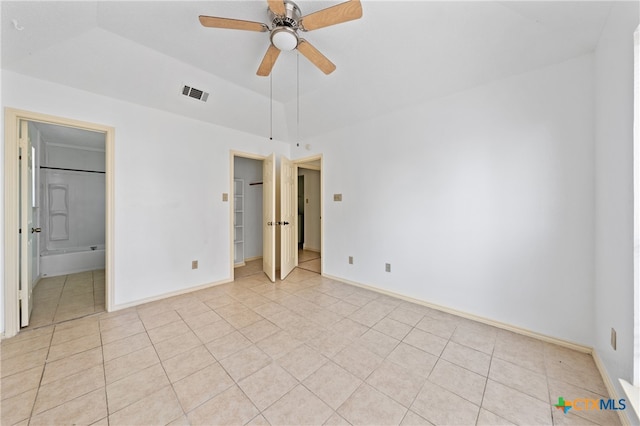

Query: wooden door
19;120;35;327
262;153;276;282
280;156;296;279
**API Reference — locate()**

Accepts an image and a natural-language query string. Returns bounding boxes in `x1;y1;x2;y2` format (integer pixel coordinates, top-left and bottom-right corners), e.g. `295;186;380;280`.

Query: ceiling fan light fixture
271;27;298;51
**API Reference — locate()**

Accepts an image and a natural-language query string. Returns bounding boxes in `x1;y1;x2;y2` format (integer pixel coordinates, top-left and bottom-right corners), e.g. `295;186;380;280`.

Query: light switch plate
222;193;229;202
611;328;617;350
333;194;342;202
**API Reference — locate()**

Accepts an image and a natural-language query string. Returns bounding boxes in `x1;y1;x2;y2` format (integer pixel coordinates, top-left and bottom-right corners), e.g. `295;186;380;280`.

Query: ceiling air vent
182;85;209;102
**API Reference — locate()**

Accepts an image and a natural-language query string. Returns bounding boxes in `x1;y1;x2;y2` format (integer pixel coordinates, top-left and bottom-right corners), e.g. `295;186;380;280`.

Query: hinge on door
19;228;22;234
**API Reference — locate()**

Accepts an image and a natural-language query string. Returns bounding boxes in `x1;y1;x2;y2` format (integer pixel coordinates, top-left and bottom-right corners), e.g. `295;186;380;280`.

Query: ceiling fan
199;0;362;76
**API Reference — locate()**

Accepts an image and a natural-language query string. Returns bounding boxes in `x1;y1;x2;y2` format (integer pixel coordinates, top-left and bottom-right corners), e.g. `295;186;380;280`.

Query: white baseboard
592;351;636;426
244;256;263;262
109;277;233;312
322;273;591;353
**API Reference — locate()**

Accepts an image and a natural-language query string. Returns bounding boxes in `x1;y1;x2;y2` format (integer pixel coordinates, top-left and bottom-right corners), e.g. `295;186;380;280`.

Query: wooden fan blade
268;0;286;16
301;0;362;31
297;40;336;75
257;45;281;76
199;15;266;32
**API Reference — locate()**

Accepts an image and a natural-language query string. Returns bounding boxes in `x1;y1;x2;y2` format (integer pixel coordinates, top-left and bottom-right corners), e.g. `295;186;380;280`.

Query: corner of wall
593;1;640;413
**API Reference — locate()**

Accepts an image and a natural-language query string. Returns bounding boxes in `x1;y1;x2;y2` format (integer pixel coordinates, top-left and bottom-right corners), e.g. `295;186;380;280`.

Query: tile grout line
98;319;110;426
138;307;188;424
384;315;427;425
173;301;225;422
25;326;55;424
171;298;258;421
475;339;497;425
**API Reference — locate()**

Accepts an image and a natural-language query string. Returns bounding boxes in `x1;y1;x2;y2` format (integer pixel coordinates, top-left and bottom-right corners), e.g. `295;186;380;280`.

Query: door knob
31;227;41;233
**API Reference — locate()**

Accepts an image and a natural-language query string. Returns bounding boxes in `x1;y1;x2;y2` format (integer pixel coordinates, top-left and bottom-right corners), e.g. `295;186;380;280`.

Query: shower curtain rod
40;166;105;174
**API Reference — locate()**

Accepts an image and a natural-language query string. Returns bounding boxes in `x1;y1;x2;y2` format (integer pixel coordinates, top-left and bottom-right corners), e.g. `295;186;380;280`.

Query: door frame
3;108;115;338
293;154;323;272
229;151;267;280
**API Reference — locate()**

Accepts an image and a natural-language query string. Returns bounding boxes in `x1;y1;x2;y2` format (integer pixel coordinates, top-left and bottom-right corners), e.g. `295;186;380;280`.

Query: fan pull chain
296;51;300;147
269;71;273;141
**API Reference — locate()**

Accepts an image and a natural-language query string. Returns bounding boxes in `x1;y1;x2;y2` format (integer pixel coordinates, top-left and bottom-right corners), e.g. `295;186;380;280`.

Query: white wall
299;168;321;252
44;144;105;172
594;2;639;422
311;54;596;345
1;71;290;322
41;143;106;252
1;40;4;334
234;157;263;260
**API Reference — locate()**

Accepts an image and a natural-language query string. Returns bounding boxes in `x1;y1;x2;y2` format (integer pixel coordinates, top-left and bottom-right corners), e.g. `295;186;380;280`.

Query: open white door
19;120;35;327
280;156;296;279
263;153;276;282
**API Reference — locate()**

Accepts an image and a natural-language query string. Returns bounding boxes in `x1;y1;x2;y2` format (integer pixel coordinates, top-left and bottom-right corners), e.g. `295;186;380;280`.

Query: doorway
3;109;114;338
230;151;277;282
233;155;265;279
295;155;322;274
229;152;322;282
27;122;107;328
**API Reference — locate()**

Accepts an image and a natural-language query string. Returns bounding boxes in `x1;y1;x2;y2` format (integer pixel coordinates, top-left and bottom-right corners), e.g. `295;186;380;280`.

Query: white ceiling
31;122;106;151
2;1;615;142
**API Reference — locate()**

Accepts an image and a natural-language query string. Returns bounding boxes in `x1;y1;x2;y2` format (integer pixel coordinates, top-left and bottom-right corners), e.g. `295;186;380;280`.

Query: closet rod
40;166;105;174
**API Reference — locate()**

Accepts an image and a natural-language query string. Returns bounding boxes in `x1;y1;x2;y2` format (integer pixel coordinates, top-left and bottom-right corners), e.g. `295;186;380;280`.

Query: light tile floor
298;250;321;274
235;250;321;279
234;259;265;279
26;270;105;329
1;268;620;426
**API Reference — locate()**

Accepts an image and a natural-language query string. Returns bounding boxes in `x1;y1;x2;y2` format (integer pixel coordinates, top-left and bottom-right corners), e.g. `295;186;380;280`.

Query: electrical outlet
348;256;353;264
611;328;617;350
333;194;342;202
385;263;391;272
192;260;198;270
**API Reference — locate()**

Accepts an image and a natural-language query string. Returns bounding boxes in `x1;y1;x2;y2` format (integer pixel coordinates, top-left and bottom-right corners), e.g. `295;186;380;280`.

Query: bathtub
40;245;105;277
